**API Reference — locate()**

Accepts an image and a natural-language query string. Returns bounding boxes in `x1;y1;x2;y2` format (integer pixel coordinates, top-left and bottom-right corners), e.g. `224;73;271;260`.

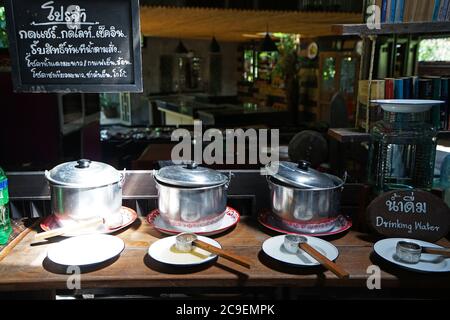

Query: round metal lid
265;161;337;189
154;162;228;187
46;159;121;188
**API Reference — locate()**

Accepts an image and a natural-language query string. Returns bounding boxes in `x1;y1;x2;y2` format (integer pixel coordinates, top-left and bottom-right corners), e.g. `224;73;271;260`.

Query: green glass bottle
0;167;12;245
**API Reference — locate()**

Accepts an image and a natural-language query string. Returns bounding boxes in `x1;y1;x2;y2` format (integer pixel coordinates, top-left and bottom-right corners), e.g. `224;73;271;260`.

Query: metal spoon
396;241;450;264
175;233;251;268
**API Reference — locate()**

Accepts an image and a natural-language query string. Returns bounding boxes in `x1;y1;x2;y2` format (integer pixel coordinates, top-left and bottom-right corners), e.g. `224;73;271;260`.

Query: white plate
147;207;240;236
47;234;125;266
371;99;444;113
374;238;450;273
262;235;339;267
148;235;221;267
41;207;138;237
258;211;352;237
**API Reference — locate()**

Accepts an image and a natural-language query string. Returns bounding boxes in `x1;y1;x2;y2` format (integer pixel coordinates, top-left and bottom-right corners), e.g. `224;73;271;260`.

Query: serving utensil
396;240;450;264
175;233;251;268
34;215;120;241
0;219;41;262
284;234;349;279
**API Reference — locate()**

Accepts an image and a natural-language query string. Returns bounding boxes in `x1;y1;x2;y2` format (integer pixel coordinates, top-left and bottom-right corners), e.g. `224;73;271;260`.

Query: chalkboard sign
367;190;450;242
4;0;142;92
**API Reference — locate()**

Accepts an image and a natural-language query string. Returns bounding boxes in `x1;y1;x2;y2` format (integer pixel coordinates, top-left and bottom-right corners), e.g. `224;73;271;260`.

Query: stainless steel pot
266;161;345;234
45;159;125;227
153;162;231;228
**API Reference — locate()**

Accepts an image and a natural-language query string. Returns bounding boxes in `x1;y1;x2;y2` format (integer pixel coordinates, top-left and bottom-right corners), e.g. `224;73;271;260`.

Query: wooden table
0;217;449;299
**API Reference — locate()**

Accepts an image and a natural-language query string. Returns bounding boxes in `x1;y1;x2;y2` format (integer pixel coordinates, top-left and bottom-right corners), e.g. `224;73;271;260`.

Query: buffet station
1;0;450;301
0;150;449;299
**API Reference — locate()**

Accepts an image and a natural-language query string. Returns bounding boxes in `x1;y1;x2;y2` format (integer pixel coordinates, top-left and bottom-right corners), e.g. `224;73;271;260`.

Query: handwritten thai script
19;26;127;40
29;41;119;55
385;192;427;214
29;68;128;79
31;1;99;29
25;55;131;68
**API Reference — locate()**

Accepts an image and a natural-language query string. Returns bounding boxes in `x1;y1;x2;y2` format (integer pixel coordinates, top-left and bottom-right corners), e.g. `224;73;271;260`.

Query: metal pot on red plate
45;159;125;227
153;162;231;228
265;160;345;234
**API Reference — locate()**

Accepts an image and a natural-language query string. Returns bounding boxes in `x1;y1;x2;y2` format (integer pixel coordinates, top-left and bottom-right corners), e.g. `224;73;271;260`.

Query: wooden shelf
328;128;371;143
332;22;450;36
329;129;450;144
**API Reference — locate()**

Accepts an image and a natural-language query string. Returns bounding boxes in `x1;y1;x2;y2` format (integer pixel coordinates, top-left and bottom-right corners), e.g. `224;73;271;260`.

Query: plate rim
258;211;352;237
146;207;240;236
40;206;138;237
262;235;339;267
371;99;445;105
147;235;221;266
373;238;449;273
47;234;125;266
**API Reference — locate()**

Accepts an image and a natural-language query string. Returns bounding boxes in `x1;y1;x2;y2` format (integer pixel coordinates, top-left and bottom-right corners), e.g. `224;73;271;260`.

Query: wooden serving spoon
175;233;251;269
298;240;350;279
34;216;104;241
421;247;450;258
284;234;349;279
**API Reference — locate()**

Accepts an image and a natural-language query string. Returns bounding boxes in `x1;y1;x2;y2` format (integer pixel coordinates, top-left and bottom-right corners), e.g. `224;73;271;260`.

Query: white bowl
371;99;444;113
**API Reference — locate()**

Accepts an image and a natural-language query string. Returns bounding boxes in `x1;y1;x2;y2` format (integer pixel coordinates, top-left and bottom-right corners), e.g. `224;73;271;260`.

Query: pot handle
225;171;234;190
265;175;273;190
342;171;348;183
152;170;160;190
341;171;348;190
44;170;51;187
119;169;126;188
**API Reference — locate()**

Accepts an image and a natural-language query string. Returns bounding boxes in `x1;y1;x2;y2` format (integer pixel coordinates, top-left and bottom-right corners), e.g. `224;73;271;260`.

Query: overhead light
209;36;221;53
241;33;263;39
175;40;188;54
259;32;278;52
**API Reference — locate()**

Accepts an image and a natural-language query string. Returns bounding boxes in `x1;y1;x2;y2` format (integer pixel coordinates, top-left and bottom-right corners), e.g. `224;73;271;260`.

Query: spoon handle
299;243;349;279
34;217;104;241
422;247;450;258
193;240;251;269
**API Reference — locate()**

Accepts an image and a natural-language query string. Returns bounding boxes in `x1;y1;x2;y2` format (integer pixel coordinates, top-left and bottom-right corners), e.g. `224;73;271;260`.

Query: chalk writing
375;216;441;233
29;41;119;55
367;189;450;242
95;26;126;38
24;55;132;68
30;68;121;79
385;192;427;214
19;26;58;39
6;0;142;91
31;1;99;29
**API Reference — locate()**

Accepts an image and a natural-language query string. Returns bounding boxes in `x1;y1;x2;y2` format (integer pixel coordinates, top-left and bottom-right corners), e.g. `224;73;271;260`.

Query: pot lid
46;159;121;188
154;162;228;187
265;161;337;189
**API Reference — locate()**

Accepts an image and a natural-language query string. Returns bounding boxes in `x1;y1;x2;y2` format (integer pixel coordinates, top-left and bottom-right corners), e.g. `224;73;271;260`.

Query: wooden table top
0;217;449;292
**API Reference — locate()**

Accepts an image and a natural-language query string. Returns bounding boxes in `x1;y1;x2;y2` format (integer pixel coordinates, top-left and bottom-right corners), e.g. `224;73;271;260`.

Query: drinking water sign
4;0;142;92
367;190;450;242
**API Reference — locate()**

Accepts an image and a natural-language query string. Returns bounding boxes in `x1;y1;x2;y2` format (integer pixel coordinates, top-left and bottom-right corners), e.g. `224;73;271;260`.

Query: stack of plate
147;207;240;236
258;210;352;237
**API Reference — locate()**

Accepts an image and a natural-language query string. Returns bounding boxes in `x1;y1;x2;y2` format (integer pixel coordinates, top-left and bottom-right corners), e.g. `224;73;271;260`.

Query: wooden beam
333;22;450;37
140;6;363;41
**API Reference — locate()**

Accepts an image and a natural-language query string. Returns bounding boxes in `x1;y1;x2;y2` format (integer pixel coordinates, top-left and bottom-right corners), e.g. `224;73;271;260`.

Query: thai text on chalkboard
5;0;142;92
